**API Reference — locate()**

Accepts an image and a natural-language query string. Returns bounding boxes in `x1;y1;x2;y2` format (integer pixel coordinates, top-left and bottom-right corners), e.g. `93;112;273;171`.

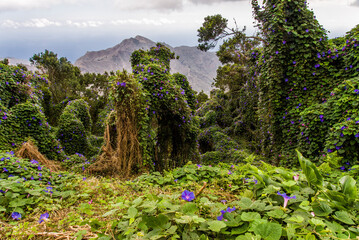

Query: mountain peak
134;35;152;42
74;36;220;93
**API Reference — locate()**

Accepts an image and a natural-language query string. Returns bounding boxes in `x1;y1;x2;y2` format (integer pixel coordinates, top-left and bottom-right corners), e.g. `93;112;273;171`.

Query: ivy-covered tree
251;0;337;164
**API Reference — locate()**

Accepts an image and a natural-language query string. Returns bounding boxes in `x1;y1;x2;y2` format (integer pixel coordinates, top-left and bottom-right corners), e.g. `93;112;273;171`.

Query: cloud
0;0;84;12
111;18;175;26
350;0;359;6
1;18;62;28
114;0;183;11
189;0;246;4
66;20;104;28
1;18;173;29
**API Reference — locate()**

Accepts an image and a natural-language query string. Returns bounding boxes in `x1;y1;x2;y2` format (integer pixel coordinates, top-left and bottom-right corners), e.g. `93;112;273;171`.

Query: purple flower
355;133;359;138
293;61;296;65
226;206;236;213
31;159;39;164
181;190;195;202
197;164;202;168
277;191;296;208
217;207;236;221
354;89;359;94
11;212;21;220
39;212;49;223
120;82;126;87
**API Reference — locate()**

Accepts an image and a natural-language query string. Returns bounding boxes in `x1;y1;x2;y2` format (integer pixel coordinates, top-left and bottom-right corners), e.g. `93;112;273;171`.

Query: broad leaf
241;212;261;221
207;220;226;232
253;222;282;240
296;150;323;188
333;211;355;225
339;176;357;200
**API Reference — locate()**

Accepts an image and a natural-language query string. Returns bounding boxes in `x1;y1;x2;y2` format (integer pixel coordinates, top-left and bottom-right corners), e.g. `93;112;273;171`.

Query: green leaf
312;201;332;217
127;207;138;218
241;212;261;221
231;222;249;235
207;220;226;232
238;197;252;210
308;218;325;226
253;222;282;240
267;208;287;219
235;233;261;240
282;180;297;187
333;211;355;225
102;209;119;217
286;215;304;223
324;220;344;233
296;150;323;188
339;176;357;199
182;202;198;214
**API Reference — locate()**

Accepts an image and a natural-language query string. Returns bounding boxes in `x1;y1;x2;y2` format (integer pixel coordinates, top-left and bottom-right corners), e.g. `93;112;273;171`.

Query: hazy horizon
1;0;359;62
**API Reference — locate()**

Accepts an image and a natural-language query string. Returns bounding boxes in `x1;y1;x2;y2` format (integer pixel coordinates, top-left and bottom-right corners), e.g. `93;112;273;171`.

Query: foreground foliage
1;152;358;239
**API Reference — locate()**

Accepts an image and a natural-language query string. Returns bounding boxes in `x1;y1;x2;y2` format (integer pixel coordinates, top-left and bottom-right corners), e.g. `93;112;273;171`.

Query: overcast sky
0;0;359;62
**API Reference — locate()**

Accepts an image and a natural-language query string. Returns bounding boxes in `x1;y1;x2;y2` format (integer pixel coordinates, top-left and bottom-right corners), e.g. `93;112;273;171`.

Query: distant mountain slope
0;57;36;72
74;35;220;93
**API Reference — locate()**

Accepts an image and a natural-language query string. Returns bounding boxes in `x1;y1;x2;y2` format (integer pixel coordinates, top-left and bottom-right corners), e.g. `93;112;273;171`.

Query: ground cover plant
1;152;358;239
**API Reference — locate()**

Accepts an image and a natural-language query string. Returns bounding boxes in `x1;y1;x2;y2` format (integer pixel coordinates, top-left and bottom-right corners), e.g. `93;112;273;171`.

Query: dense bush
0;63;65;160
299;77;359;166
56;99;97;157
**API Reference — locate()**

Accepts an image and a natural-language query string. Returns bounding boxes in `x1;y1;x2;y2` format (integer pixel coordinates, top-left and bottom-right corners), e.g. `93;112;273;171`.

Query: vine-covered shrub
131;44;199;171
197;89;232;129
56;99;96;157
172;73;197;111
198;126;252;164
250;0;359;165
299;77;359;167
1;101;65;160
61;153;93;172
0;64;34;109
60;99;92;131
90;44;199;175
0;63;65;160
93;101;114;136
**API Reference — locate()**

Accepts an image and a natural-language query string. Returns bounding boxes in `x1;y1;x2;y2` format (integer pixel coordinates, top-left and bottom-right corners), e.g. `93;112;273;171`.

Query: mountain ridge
74;35;220;94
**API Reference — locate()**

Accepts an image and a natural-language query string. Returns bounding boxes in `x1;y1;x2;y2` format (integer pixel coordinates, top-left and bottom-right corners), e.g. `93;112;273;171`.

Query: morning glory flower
293;174;299;181
38;212;49;223
277;191;296;208
181;190;195;202
11;212;21;220
31;159;39;164
217;207;236;221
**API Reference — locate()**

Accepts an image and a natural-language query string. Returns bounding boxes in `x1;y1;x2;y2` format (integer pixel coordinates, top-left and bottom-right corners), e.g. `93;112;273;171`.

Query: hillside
74;35;220;93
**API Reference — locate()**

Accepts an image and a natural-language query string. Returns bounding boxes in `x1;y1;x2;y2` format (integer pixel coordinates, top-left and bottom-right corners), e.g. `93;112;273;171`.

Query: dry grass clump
15;140;62;172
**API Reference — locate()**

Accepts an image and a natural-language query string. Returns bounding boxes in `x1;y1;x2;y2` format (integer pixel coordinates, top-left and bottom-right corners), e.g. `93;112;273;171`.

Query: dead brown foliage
15;140;62;172
87;74;143;178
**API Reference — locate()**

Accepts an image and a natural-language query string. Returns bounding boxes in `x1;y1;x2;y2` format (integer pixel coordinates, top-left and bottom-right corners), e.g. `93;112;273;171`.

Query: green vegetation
0;0;358;239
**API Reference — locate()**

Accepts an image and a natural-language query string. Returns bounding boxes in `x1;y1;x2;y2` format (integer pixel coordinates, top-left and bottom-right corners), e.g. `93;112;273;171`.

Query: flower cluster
217;207;236;221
